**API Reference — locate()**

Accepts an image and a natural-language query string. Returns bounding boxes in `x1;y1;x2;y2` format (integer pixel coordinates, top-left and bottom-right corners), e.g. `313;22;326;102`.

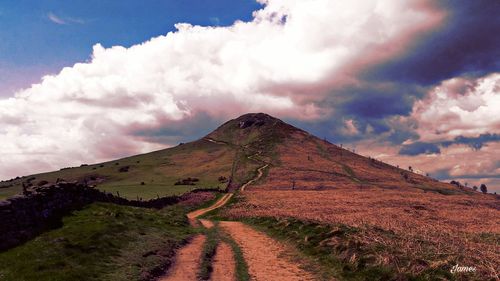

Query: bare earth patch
199;219;215;229
220;221;316;281
159;235;206;281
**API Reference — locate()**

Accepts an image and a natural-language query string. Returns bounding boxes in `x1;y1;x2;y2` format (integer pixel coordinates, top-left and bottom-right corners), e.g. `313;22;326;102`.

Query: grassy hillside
0;140;237;200
0;192;218;281
0;203;191;281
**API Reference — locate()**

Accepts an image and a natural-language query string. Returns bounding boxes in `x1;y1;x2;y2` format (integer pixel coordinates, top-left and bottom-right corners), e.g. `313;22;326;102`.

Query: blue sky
0;0;499;192
0;0;261;95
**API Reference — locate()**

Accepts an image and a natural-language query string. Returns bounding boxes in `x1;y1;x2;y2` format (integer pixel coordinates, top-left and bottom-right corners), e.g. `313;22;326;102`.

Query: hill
0;113;464;200
0;133;237;200
0;113;498;280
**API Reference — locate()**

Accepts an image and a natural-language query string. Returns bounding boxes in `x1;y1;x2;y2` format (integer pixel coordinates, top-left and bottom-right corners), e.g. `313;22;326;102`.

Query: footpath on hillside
159;138;316;281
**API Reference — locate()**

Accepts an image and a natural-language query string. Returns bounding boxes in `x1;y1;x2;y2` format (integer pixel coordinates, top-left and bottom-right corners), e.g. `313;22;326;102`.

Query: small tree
408;166;413;172
480;184;488;194
473;186;478;191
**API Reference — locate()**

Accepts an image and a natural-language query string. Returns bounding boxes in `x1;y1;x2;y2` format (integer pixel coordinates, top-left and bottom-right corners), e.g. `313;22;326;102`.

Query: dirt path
220;221;316;281
162;138;286;281
241;163;269;191
159;235;206;281
211;242;236;281
204;137;228;145
187;193;233;221
199;219;214;228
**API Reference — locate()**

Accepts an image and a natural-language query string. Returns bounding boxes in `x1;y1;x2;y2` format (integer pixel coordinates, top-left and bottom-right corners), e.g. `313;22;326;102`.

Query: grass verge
198;226;219;280
197;218;251;281
0;202;195;281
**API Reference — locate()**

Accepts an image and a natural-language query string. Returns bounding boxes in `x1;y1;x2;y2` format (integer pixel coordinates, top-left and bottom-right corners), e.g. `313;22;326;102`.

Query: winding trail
162;137;313;281
241;163;269;191
187;193;233;223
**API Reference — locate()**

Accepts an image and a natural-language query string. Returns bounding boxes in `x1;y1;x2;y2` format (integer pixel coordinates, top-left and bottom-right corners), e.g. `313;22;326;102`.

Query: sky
0;0;499;192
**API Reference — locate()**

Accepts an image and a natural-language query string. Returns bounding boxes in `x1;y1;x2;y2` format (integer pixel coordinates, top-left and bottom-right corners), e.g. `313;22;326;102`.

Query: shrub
218;176;228;183
118;166;130;173
174;177;199;185
480;184;487;194
37;180;49;187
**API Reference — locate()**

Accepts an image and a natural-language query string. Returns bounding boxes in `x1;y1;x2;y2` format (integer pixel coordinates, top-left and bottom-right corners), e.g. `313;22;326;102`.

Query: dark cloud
342;93;414;119
399;142;441;156
335;82;424;118
398;134;500;156
131;111;223;145
300;0;500;149
455;173;500;180
385;128;419;145
442;133;500;150
287;82;424;145
432;169;451;180
364;0;500;85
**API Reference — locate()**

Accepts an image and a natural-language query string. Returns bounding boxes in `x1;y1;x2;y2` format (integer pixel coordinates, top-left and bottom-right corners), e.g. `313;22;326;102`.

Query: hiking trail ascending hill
241;163;269;191
186;193;233;225
161;137;314;281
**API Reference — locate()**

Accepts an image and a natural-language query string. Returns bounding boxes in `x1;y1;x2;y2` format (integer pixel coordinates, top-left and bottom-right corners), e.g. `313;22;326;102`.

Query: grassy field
0;139;236;200
0;199;211;281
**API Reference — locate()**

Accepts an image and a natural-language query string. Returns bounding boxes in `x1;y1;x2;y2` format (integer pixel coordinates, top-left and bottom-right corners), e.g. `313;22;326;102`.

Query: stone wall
0;182;223;251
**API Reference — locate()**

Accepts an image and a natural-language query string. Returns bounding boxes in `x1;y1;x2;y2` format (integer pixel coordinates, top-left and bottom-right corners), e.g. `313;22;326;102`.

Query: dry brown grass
228;189;499;278
225;131;499;279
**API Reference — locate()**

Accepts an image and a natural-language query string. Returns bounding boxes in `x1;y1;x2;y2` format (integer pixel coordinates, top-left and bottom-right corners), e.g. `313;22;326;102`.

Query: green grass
198;225;220;280
196;220;251;281
0;202;196;281
414;184;469;196
99;183;201;200
0;139;236;201
195;194;251;281
0;185;22;200
342;164;365;184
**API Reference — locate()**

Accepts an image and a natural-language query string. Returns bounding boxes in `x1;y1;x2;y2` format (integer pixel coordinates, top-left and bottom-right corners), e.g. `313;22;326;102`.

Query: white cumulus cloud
0;0;442;179
412;73;500;142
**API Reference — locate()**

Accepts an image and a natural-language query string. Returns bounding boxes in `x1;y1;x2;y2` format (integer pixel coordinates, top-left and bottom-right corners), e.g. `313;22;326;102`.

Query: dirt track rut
159;235;206;281
220;221;316;281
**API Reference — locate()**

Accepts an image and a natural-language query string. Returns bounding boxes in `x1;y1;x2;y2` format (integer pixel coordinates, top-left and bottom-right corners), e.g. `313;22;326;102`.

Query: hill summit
0;112;465;200
206;113;300;146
